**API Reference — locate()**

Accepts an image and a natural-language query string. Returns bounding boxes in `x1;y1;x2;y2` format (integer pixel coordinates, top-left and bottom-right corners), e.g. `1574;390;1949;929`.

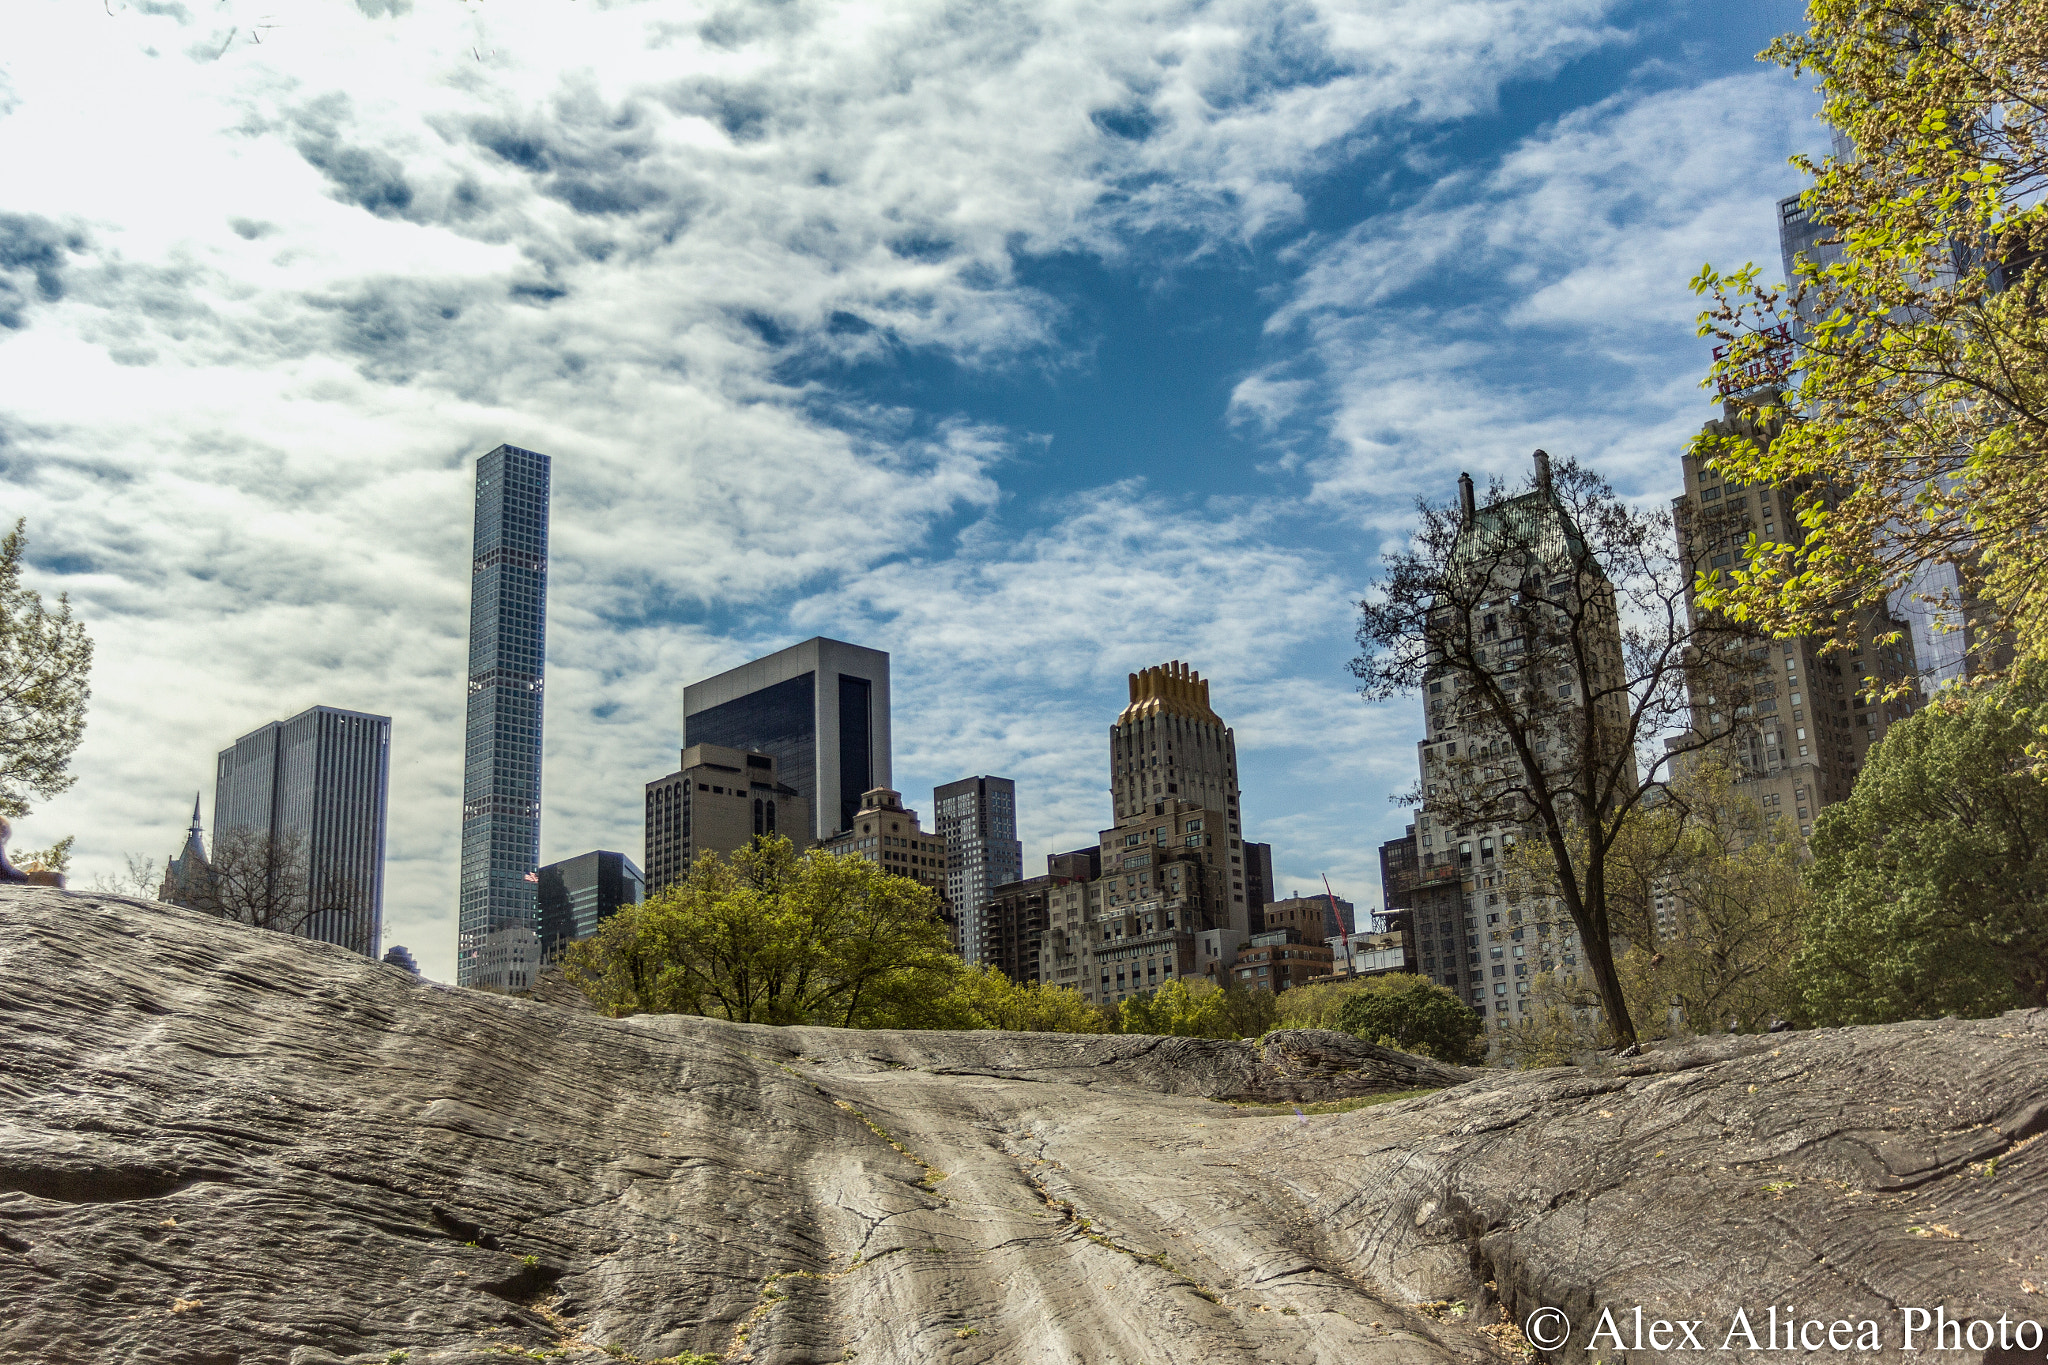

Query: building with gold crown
1025;661;1254;1008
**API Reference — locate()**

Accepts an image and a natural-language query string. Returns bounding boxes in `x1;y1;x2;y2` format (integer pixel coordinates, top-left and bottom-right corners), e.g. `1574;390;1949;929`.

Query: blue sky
2;0;1816;980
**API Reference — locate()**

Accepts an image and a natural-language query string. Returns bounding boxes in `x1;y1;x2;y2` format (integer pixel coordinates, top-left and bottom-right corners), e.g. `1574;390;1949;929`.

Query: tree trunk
1578;923;1638;1052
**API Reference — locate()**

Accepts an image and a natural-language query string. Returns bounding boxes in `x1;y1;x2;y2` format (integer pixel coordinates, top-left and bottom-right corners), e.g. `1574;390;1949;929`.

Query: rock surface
2;888;2045;1365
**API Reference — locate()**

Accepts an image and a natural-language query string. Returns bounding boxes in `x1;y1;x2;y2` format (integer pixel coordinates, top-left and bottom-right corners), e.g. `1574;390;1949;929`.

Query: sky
2;0;1819;982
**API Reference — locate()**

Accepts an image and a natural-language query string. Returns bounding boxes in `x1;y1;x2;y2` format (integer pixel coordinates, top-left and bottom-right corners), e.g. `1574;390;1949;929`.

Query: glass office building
537;849;644;958
214;705;391;959
457;444;551;987
681;638;890;841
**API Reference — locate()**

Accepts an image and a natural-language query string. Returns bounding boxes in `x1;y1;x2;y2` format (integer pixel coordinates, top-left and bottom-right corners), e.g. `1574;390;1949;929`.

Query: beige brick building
1036;661;1256;1008
643;744;812;894
816;787;952;908
1674;420;1922;843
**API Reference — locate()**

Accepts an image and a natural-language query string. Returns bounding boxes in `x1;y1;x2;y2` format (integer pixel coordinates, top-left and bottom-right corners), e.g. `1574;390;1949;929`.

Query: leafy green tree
1335;974;1483;1064
1271;977;1378;1031
921;964;1108;1033
1506;759;1806;1038
1691;2;2048;676
564;837;963;1026
1113;977;1277;1039
1796;664;2048;1022
0;519;93;821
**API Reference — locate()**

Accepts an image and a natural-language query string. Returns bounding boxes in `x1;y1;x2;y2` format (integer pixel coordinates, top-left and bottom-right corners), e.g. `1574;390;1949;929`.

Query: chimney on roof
1457;471;1476;521
1534;448;1552;497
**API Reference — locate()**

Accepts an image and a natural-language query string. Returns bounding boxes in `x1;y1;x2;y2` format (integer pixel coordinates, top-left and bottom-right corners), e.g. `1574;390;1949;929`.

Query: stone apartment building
643;744;812;894
1399;454;1622;1029
816;787;953;918
1675;414;1923;844
1030;661;1255;1008
1230;929;1333;992
1261;892;1354;942
978;848;1100;986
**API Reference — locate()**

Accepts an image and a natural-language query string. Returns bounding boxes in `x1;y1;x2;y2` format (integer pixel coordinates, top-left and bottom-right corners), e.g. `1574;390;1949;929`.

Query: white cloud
1237;71;1817;512
4;0;1771;980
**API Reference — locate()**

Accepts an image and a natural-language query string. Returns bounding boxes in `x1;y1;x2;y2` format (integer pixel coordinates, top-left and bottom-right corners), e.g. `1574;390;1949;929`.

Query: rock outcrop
2;888;2044;1365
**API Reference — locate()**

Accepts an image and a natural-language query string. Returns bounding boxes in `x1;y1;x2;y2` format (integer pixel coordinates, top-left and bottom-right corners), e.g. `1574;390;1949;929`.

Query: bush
1796;663;2048;1023
1335;974;1483;1064
1271;977;1379;1031
902;963;1108;1033
1113;977;1277;1039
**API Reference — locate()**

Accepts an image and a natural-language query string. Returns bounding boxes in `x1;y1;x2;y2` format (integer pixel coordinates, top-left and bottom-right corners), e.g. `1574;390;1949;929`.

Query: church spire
183;793;206;863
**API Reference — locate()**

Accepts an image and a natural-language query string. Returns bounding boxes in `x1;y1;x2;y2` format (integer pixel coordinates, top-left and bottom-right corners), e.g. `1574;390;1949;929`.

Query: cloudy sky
4;0;1816;980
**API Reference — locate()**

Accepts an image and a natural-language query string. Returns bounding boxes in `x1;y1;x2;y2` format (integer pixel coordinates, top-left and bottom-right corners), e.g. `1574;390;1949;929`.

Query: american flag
523;871;539;883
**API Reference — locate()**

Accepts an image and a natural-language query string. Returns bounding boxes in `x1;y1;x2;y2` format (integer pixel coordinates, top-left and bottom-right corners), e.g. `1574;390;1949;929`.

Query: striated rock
1;887;2044;1365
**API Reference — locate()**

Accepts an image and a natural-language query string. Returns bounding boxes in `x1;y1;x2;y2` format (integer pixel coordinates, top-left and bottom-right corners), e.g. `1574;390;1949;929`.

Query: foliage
1490;971;1612;1069
1270;977;1381;1031
1691;0;2048;678
1334;974;1484;1065
1506;759;1806;1038
1113;977;1278;1039
918;963;1108;1033
15;832;73;876
564;838;963;1027
1352;454;1753;1050
1796;664;2048;1022
0;519;93;822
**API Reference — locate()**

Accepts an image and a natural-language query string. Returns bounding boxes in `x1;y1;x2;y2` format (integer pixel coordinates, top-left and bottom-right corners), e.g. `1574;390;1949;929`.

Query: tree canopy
1508;759;1806;1038
1692;0;2048;677
565;837;963;1026
563;838;1108;1033
1113;977;1276;1040
0;519;92;822
1335;974;1484;1065
1796;662;2048;1023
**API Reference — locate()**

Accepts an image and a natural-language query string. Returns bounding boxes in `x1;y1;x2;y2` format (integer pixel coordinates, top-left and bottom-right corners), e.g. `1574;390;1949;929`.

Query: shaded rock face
0;889;2043;1365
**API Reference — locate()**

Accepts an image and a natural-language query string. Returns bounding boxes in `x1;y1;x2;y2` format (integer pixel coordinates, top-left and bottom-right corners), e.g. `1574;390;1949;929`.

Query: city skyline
4;0;1821;981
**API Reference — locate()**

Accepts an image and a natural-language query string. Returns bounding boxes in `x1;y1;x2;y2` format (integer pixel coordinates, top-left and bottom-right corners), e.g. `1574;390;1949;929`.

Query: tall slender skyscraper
934;775;1022;965
213;705;391;959
457;444;551;988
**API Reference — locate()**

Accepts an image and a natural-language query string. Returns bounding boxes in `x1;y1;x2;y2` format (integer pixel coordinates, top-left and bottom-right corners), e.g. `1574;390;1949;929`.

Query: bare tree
89;853;162;898
179;826;314;934
1352;452;1753;1052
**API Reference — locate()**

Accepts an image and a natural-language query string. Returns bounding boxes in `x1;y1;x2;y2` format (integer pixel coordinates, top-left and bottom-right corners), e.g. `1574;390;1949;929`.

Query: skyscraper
1406;454;1617;1027
1674;431;1921;835
213;705;391;959
536;850;644;959
1043;661;1252;1008
934;775;1022;965
681;637;890;841
457;444;551;988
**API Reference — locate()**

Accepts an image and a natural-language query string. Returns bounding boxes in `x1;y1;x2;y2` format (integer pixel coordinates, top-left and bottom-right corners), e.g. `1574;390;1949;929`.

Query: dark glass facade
687;672;817;826
537;849;643;958
458;444;550;987
214;705;390;959
837;675;872;834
